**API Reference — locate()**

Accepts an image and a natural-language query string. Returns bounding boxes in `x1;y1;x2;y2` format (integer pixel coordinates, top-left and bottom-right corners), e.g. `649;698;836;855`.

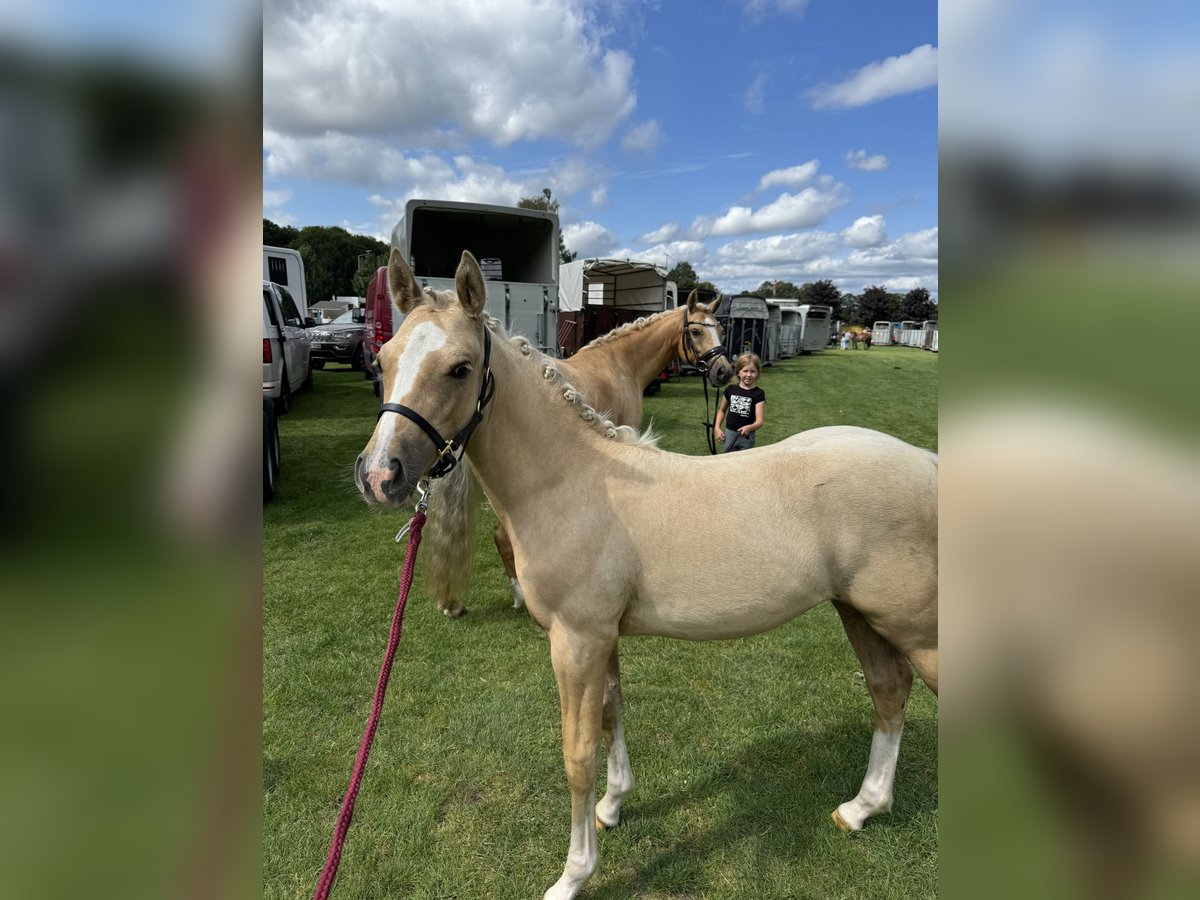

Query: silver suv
263;280;313;414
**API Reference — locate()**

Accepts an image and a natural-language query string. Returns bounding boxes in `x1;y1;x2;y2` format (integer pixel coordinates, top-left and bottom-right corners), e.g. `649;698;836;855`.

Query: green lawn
264;345;938;900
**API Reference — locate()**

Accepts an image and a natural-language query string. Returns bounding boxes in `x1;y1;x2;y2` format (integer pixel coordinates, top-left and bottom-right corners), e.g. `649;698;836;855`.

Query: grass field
264;344;938;900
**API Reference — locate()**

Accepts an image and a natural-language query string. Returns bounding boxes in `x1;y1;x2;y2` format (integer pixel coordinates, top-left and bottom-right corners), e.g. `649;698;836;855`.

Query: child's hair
734;353;762;375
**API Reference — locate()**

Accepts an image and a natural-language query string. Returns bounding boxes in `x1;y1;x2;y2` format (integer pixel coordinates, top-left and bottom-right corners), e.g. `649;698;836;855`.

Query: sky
263;0;937;297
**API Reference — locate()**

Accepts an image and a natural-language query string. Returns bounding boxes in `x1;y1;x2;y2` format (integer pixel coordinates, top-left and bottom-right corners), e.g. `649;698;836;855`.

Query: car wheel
311;359;325;370
274;369;291;415
351;343;365;371
263;399;279;501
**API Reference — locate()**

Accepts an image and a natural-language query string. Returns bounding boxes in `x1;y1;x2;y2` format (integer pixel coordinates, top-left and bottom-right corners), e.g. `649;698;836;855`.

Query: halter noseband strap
377;327;496;479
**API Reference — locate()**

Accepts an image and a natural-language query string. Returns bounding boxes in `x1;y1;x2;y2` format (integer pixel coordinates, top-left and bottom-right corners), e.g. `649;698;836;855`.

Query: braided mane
481;315;659;449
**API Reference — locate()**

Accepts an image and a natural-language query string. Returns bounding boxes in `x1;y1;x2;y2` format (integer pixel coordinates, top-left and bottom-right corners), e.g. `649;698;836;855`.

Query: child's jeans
722;429;756;452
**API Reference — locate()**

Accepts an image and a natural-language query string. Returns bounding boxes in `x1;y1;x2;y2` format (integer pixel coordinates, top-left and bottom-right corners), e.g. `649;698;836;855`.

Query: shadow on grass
587;716;937;899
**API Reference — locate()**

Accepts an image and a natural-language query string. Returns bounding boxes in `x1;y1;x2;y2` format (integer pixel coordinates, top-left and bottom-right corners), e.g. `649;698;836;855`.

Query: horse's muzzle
355;454;412;507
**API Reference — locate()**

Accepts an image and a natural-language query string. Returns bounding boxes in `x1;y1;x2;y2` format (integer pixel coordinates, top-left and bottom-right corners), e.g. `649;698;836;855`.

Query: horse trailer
778;307;801;357
264;245;309;316
922;320;938;351
898;320;922;347
557;258;672;358
764;302;783;364
871;321;893;346
796;304;834;353
721;294;770;363
391;199;560;354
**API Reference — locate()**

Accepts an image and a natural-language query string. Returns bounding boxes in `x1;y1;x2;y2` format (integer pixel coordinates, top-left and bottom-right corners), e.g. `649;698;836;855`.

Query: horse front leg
544;626;614;900
596;646;635;829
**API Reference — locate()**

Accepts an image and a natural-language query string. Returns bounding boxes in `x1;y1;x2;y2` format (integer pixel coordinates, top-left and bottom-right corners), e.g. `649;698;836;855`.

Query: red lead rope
312;509;426;900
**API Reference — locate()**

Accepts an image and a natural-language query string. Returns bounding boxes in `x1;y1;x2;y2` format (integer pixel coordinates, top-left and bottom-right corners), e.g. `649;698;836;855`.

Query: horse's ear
388;248;425;314
709;292;723;316
685;290;699;314
454;250;487;317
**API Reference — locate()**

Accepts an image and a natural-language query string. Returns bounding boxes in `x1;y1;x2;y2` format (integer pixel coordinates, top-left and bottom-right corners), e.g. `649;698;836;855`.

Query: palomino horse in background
422;290;732;617
853;330;872;350
356;251;938;900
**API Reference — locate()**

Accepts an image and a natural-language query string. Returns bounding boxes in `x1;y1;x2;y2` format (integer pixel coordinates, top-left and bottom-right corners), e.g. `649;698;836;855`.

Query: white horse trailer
392;199;560;354
898;320;922;347
263;245;308;316
871;321;893;346
779;308;801;357
797;304;833;353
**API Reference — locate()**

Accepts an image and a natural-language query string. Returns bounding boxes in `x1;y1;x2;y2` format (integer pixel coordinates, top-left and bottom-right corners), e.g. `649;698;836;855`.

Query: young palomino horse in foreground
356;250;939;900
423;293;733;617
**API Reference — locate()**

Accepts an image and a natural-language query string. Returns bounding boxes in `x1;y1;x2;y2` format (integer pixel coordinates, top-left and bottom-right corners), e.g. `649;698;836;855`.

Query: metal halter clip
394;478;431;542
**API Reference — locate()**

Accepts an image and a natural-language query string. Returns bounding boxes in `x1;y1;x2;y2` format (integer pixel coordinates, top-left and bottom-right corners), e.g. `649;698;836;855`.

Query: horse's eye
450;363;471;380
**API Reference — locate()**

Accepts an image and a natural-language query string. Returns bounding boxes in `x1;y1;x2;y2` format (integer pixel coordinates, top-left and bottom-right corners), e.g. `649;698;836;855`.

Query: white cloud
745;73;768;114
563;221;621;259
842;215;887;248
695;225;937;296
264;0;637;148
690;184;849;238
260;186;290;220
845;149;889;171
811;44;938;109
621;120;663;155
590;185;609;207
757;160;820;191
639;222;679;244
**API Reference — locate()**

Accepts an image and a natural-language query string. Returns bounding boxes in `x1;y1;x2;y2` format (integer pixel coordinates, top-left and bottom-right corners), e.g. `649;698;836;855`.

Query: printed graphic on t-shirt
729;393;753;418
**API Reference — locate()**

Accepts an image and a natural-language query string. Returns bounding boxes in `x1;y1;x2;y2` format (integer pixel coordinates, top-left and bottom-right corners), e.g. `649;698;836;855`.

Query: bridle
377;326;496;479
681;310;730;377
680;306;730;455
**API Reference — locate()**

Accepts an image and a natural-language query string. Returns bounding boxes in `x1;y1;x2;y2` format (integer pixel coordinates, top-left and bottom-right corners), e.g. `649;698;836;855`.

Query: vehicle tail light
263;339;272;363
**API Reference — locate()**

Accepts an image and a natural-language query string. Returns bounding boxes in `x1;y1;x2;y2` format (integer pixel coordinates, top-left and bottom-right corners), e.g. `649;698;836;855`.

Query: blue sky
264;0;937;297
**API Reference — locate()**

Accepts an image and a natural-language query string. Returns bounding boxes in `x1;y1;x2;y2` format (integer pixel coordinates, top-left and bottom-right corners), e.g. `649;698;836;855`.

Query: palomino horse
853;330;872;350
423;292;732;617
356;251;939;900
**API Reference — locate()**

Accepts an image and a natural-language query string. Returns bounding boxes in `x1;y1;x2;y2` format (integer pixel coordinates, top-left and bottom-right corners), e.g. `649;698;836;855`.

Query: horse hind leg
830;599;914;832
424;464;480;618
595;647;635;830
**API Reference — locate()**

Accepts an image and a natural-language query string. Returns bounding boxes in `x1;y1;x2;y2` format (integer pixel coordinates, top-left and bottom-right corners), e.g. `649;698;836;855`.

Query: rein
312;482;429;900
682;312;729;456
377;327;496;478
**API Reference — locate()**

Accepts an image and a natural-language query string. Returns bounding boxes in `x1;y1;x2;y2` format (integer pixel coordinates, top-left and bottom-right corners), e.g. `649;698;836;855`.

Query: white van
263;280;313;413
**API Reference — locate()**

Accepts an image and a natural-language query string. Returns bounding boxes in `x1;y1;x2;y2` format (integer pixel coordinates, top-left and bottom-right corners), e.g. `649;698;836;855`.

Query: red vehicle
363;266;403;395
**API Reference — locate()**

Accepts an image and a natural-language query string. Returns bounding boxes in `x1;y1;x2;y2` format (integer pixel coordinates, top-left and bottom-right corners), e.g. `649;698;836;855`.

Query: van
263;280;314;413
363;265;403;396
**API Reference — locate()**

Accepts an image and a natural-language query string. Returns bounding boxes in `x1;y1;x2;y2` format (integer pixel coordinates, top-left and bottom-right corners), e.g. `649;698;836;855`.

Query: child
715;353;765;453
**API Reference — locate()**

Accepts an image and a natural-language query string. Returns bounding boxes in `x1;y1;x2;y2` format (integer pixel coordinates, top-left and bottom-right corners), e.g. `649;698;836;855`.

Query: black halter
681;309;730;456
377;327;496;479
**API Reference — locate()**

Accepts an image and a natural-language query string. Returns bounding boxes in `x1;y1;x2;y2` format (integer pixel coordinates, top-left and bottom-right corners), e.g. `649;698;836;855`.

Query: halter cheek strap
377;327;495;479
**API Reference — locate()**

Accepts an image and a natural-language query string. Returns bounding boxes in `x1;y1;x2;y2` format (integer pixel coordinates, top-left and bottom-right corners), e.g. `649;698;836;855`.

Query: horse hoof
831;809;852;833
441;602;466;619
